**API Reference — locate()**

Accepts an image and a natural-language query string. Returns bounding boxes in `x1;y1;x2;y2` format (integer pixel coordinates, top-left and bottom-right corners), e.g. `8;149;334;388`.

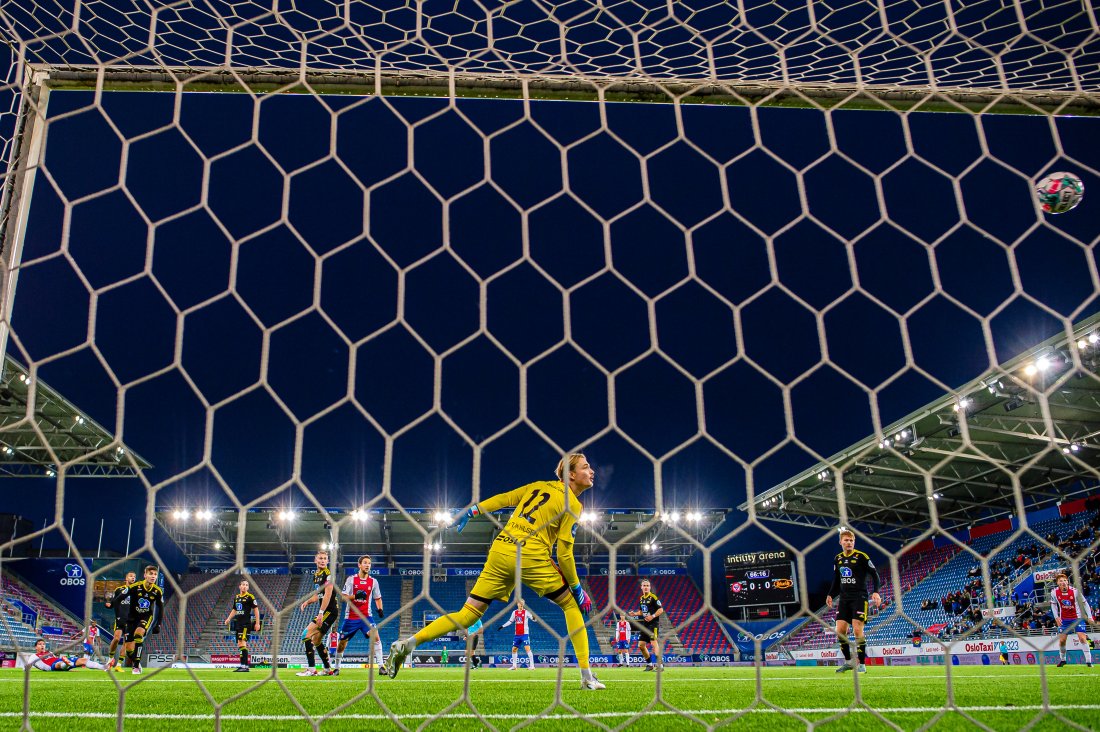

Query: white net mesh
0;0;1098;729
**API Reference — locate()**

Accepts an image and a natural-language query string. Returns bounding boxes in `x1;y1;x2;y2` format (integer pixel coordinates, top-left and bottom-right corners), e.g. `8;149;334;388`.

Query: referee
826;529;881;673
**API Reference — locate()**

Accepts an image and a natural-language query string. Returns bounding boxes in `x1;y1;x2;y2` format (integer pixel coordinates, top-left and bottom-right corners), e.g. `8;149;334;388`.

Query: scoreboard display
725;550;799;608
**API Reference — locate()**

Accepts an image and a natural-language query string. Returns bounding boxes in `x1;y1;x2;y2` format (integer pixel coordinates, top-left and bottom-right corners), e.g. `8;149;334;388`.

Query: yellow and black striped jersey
638;592;662;621
312;567;337;612
125;581;163;619
232;592;258;620
828;550;880;598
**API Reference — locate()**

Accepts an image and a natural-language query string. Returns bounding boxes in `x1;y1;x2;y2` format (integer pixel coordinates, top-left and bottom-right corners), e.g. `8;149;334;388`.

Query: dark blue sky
6;90;1099;570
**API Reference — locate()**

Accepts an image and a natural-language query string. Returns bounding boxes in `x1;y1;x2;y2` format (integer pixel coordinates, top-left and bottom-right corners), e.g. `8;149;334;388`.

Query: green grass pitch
3;665;1099;730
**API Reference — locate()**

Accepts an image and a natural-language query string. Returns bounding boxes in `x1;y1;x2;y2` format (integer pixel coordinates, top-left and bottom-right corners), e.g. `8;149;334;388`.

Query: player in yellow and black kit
123;565;164;675
297;549;338;676
826;530;881;674
104;570;136;670
224;579;261;672
386;454;605;690
630;579;665;671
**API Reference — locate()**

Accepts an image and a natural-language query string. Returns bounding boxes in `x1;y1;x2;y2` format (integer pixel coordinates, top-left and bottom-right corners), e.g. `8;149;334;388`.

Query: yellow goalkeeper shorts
469;550;568;603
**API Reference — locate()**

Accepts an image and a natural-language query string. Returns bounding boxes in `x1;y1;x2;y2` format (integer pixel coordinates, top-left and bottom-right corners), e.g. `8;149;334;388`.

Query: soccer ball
1035;172;1084;214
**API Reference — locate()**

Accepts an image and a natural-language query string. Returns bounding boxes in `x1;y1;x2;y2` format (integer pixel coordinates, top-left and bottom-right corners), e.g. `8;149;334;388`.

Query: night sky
4;88;1099;588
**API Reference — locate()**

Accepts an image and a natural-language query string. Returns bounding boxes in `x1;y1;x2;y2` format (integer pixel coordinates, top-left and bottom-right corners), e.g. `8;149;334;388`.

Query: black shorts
112;618;128;635
312;607;337;636
234;621;258;644
637;623;659;644
124;615;153;642
836;597;868;625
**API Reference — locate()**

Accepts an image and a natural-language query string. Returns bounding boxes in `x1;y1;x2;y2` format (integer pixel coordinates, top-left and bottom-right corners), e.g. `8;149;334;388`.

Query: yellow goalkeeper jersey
479;480;583;583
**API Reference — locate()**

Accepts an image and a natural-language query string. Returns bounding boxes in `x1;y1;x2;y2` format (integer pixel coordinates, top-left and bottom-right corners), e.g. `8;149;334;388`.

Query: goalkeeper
386;454;604;690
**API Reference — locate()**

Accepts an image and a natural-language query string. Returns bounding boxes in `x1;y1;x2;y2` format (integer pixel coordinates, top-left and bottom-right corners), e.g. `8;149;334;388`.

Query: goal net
0;0;1098;728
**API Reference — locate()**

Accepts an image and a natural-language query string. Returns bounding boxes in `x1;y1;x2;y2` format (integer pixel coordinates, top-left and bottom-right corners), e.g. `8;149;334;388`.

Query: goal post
0;0;1098;727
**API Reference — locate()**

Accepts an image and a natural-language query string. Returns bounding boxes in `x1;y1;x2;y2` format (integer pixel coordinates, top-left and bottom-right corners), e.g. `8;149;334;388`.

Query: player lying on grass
26;638;105;671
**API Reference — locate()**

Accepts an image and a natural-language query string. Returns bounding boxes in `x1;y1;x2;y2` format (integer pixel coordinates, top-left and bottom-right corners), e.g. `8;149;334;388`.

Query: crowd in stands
915;510;1100;640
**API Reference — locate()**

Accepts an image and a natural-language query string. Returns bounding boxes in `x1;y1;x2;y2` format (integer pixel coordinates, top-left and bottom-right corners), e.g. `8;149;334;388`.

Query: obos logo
61;564;85;586
839;567;853;578
138;597;151;611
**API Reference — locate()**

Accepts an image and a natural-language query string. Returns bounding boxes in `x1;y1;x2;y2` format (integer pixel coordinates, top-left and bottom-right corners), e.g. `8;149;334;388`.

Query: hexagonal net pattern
0;0;1098;730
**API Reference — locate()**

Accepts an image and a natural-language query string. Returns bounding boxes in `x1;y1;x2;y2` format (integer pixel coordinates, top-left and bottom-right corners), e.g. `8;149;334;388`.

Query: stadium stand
586;575;732;654
1;572;81;646
866;510;1100;643
779;543;958;652
204;574;291;656
145;573;222;656
0;597;44;651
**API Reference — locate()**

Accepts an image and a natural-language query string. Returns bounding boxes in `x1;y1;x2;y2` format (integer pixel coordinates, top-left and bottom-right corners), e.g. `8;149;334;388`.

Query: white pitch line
2;706;1100;721
5;672;1099;683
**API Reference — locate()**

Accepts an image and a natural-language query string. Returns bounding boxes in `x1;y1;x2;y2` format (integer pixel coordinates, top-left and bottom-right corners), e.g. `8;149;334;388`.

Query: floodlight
213;541;222;550
1090;333;1100;344
1036;355;1052;372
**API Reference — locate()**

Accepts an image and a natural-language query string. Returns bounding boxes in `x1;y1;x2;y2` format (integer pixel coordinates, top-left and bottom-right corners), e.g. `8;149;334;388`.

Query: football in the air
1035;171;1084;214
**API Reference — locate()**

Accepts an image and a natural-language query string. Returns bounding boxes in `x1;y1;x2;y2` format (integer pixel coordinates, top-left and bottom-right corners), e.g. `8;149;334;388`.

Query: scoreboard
725;550;799;608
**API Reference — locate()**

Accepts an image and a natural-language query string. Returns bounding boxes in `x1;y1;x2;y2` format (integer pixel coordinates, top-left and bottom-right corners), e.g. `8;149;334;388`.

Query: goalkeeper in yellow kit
386;453;604;690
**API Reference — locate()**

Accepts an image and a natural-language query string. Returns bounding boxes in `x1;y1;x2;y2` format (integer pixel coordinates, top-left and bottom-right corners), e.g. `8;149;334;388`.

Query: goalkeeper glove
376;608;384;619
454;505;481;533
570;583;591;614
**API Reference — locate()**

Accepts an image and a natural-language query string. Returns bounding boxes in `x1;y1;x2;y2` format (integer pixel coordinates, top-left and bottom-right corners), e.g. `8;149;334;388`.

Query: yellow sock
562;600;590;670
413;603;484;646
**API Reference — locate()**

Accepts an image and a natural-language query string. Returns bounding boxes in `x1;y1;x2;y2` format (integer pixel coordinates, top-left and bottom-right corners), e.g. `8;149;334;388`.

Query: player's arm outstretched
453;485;531;531
499;610;517;630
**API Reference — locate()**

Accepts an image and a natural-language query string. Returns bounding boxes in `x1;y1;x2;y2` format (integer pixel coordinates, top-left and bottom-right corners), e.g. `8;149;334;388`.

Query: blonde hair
555;453;587;481
839;529;855;540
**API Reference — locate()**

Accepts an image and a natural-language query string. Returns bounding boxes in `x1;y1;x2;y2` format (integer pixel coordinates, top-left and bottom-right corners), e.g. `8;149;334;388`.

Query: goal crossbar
31;65;1100;115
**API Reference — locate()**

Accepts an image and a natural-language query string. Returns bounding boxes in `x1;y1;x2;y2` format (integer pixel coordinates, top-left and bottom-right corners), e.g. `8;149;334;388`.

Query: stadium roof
0;357;151;477
742;312;1100;542
155;505;729;572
